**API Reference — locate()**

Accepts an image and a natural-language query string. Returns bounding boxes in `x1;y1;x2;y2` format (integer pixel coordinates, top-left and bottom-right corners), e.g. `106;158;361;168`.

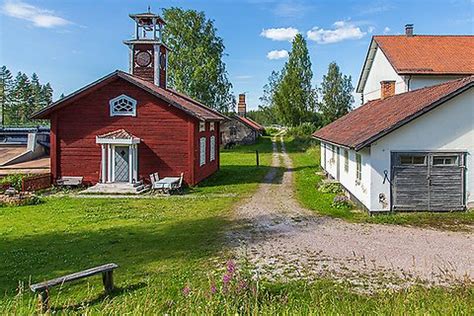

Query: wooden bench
30;263;118;312
56;176;83;186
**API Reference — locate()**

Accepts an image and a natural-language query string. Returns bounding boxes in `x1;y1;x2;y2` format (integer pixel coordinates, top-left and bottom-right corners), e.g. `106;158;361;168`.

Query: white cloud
307;21;367;44
368;26;375;33
260;27;299;41
1;0;71;28
266;50;289;60
235;75;253;80
383;26;391;34
273;2;310;18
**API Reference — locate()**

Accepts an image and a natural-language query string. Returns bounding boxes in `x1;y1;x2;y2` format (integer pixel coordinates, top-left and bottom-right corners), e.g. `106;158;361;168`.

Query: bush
332;195;351;209
263;127;280;136
286;122;318;138
318;181;343;194
0;174;28;191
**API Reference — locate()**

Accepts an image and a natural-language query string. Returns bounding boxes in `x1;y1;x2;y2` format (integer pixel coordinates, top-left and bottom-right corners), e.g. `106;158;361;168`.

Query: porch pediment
96;129;140;145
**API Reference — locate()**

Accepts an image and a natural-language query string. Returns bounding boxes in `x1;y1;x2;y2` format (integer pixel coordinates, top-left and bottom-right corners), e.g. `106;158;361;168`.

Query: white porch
95;129;140;184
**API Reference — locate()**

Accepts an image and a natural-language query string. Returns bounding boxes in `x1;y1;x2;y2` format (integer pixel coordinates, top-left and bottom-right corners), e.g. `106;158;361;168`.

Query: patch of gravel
228;136;473;290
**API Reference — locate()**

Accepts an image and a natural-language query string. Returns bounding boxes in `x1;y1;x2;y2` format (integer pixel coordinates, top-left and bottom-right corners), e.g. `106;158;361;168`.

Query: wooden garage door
392;152;465;211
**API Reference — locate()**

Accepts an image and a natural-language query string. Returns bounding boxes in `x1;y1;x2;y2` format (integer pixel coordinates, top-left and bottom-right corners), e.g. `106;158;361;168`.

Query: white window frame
199;137;206;166
210;122;215;131
109;94;137;117
210;136;216;161
199;121;206;132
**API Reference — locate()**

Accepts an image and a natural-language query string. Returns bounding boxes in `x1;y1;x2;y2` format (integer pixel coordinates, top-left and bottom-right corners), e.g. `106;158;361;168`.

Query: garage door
392;152;465;211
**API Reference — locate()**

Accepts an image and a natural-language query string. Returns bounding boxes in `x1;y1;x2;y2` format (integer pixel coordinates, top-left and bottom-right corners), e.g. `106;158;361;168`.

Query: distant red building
33;11;226;187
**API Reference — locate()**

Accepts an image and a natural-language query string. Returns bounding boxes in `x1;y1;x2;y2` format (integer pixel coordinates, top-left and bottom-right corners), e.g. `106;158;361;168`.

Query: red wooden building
32;11;226;188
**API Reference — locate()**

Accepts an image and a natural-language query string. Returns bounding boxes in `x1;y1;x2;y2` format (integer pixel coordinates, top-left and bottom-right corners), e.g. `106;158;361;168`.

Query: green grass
286;136;474;231
0;136;472;314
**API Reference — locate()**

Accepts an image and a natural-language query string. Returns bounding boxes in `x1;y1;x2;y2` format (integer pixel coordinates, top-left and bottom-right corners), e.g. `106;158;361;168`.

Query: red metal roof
313;76;474;150
374;35;474;75
32;70;227;121
236;116;265;131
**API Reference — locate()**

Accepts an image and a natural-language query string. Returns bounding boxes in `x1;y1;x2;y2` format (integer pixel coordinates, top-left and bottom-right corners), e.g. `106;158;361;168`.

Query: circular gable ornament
136;51;152;67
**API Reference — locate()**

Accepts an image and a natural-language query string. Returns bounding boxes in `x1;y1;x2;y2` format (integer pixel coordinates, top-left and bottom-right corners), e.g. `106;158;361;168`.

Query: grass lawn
286;136;474;232
0;136;472;314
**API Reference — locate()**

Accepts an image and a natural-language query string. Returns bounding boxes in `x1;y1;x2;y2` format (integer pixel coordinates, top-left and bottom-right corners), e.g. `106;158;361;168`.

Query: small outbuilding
32;11;227;189
221;94;265;146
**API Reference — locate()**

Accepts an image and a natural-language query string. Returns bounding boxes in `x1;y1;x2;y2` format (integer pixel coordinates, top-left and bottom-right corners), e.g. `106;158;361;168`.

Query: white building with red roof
313;25;474;213
357;24;473;103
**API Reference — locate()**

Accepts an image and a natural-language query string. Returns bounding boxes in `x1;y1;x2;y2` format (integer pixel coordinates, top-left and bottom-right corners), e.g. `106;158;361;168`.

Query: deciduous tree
319;62;354;125
162;8;234;113
273;34;316;126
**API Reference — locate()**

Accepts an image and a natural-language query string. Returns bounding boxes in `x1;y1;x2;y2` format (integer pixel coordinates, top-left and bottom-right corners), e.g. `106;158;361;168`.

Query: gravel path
228;136;473;289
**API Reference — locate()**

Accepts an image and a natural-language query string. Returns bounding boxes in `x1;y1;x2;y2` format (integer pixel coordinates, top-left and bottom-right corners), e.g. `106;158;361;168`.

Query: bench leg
37;289;50;313
102;271;114;294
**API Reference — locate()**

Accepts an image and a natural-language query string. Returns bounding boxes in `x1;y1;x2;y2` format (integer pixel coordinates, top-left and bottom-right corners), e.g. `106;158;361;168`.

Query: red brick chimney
380;81;396;99
237;94;246;116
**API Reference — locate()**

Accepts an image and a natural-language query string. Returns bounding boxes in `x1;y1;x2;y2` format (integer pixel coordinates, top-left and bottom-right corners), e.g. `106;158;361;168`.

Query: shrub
0;174;28;191
318;182;343;194
332;195;351;209
286;122;318;138
263;127;280;136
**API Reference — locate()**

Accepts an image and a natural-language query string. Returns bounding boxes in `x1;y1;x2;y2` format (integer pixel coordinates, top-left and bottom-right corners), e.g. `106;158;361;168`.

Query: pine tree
0;66;13;126
319;62;354;125
273;34;316;126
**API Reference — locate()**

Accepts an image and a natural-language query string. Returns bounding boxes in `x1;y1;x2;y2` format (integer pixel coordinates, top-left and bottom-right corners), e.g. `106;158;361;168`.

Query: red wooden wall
50;77;220;186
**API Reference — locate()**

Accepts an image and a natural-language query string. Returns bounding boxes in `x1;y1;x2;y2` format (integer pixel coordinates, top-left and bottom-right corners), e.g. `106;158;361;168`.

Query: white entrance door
114;146;130;182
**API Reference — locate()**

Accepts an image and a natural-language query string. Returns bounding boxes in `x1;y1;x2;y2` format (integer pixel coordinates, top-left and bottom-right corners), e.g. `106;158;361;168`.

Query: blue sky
0;0;472;110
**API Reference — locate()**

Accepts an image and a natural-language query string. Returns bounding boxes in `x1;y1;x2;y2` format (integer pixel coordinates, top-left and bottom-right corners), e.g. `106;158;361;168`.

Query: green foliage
286;122;318;138
274;35;317;126
331;195;351;209
0;173;28;191
318;181;344;194
319;62;354;125
162;8;234;113
0;65;52;126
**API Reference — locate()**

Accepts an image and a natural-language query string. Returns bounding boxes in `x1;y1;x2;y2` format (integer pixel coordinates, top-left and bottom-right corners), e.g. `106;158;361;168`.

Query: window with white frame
200;137;206;166
356;153;362;181
332;145;335;159
109;94;137;116
344;149;349;172
199;121;206;132
210;122;215;131
210;136;216;161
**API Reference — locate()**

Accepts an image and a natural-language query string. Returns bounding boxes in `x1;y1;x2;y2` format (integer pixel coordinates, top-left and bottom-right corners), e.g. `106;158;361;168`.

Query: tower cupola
124;9;169;88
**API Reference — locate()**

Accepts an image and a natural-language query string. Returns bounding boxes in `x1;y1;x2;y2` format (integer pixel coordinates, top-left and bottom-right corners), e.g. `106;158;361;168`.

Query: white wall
362;48;406;102
320;142;372;210
410;75;467;91
369;88;474;211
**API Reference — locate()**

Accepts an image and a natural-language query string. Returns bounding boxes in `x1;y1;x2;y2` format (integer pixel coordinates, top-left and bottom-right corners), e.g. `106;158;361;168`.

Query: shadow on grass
51;282;147;313
0;215;229;294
